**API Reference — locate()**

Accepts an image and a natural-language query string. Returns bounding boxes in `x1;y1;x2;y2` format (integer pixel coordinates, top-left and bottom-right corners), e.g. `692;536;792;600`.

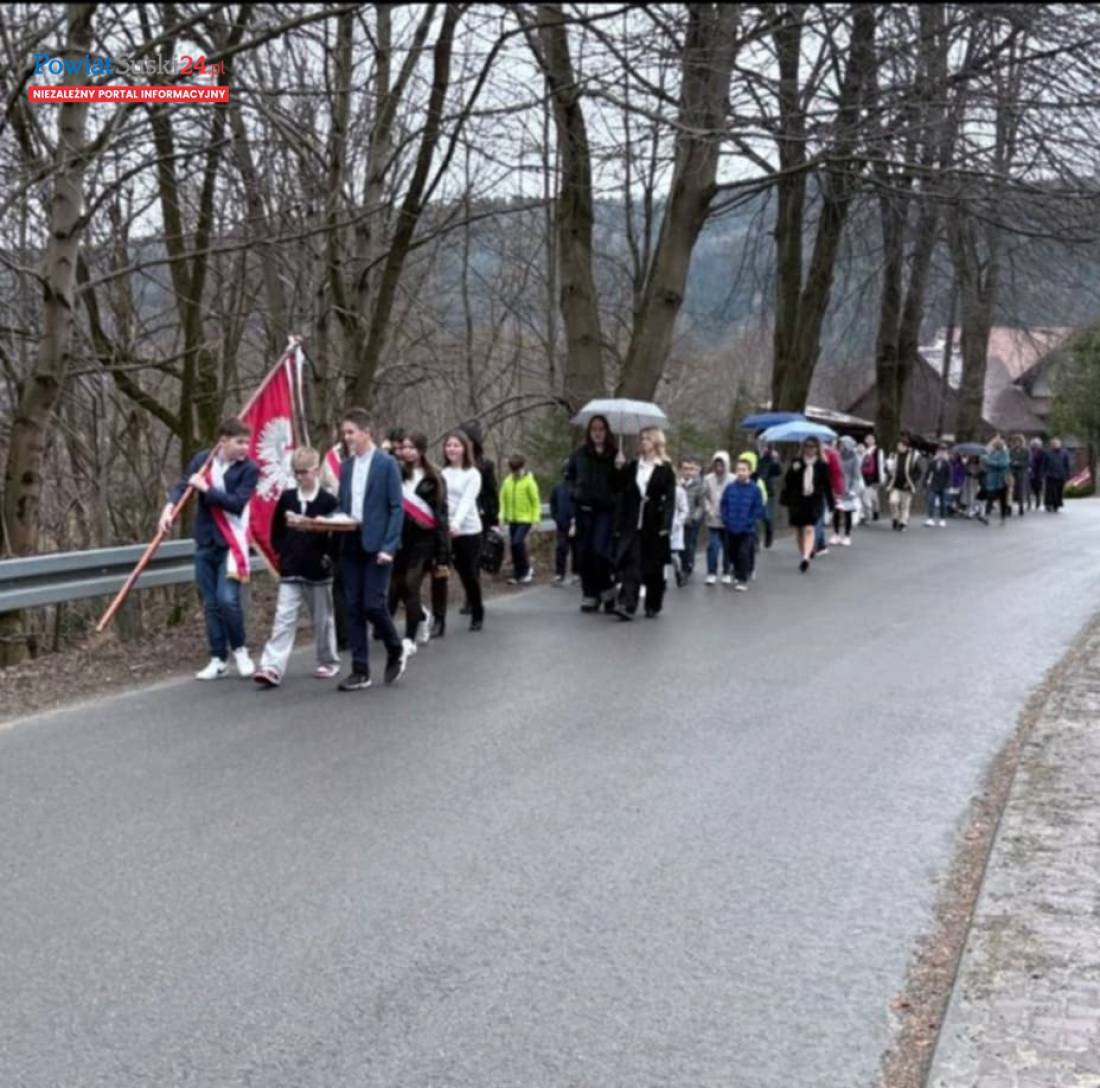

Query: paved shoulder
929;614;1100;1088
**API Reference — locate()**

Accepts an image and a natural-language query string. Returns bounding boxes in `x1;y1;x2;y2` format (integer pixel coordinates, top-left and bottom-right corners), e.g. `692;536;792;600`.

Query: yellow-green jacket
500;472;541;524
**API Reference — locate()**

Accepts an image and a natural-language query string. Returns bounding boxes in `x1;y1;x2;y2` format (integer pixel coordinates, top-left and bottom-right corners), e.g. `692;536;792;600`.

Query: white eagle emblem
255;416;295;501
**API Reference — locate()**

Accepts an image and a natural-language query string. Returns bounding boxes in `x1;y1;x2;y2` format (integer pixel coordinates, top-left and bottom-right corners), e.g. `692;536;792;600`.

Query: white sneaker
733;582;748;592
195;657;227;681
924;518;936;527
520;569;534;584
841;536;851;546
403;637;418;657
829;534;842;545
721;574;733;586
415;613;432;645
705;574;717;586
938;520;947;527
231;647;255;678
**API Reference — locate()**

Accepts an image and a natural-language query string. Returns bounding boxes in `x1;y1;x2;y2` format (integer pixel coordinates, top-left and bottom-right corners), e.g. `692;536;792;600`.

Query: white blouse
442;465;482;536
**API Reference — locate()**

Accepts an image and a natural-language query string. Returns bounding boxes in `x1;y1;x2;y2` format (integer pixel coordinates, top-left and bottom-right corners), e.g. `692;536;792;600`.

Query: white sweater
442;465;482;536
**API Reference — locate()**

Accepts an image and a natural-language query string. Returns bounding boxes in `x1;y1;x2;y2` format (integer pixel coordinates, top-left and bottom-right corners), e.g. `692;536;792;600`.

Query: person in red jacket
816;438;845;555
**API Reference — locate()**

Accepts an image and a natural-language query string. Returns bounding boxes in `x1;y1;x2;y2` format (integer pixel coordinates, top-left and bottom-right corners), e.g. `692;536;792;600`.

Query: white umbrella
571;398;669;435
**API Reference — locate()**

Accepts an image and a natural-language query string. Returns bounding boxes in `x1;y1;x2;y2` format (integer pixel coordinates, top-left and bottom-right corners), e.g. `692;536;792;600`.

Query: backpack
861;451;878;483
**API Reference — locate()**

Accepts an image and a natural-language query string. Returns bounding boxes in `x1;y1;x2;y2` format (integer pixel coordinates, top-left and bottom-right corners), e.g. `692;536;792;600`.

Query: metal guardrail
0;506;556;614
0;539;197;614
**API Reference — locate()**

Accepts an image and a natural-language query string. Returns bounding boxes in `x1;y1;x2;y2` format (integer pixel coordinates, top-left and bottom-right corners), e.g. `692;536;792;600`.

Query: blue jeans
343;544;400;673
194;545;246;660
706;526;730;576
509;522;532;578
682;521;701;574
814;509;827;551
927;488;948;518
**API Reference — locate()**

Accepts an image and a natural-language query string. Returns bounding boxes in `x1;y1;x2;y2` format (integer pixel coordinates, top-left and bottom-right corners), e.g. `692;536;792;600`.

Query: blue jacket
338;450;404;555
168;450;259;550
720;479;765;535
549;481;573;531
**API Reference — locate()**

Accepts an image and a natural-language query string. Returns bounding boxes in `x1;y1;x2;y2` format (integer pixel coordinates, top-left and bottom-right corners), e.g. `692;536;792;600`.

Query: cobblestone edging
927;619;1100;1088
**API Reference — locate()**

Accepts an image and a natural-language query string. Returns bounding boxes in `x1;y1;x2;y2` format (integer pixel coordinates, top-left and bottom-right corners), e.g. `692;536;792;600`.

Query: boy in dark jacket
549;462;576;584
924;444;951;527
253;447;342;687
720;458;766;591
160;417;260;681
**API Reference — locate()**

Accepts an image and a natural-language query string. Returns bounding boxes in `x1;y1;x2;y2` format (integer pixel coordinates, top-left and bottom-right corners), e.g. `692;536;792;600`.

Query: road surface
3;502;1099;1088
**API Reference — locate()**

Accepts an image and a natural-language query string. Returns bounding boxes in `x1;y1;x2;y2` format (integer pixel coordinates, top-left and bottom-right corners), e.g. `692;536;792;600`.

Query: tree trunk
769;4;808;412
351;4;460;406
771;5;876;411
530;3;606;412
0;3;94;665
618;4;740;401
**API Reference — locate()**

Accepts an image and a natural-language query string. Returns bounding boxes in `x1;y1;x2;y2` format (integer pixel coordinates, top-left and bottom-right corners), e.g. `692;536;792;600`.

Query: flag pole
95;336;304;633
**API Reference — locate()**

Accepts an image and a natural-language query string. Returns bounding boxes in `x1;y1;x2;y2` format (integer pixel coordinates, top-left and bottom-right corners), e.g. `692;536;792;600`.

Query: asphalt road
4;502;1100;1088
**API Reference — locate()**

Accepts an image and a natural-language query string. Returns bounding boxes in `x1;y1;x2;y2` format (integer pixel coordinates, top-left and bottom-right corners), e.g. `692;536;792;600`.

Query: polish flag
240;342;309;572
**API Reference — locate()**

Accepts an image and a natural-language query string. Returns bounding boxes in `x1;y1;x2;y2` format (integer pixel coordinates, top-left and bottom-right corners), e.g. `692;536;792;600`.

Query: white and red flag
239;340;310;572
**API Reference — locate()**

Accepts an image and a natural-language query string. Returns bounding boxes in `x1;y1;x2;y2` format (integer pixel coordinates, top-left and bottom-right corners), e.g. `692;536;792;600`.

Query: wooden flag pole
95;336;303;633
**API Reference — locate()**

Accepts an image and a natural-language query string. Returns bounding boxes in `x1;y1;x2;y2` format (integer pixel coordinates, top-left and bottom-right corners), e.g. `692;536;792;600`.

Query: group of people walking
163;411;506;692
164;408;1079;690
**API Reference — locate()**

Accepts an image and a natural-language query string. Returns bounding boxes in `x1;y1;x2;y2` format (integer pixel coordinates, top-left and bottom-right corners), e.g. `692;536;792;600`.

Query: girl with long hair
612;427;677;620
565;414;621;613
389;433;449;645
440;430;485;631
781;437;835;572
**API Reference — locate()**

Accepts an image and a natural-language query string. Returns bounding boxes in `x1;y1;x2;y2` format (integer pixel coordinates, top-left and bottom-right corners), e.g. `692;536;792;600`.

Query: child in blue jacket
720;458;766;591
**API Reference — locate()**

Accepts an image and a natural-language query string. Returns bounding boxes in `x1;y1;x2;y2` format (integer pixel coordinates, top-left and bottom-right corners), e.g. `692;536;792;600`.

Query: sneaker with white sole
841;537;851;546
924;518;936;527
253;667;280;688
385;641;413;684
314;663;341;680
195;657;227;681
938;519;947;527
415;615;432;645
520;569;534;584
733;582;748;592
720;574;733;586
705;574;717;586
829;534;842;546
231;647;255;678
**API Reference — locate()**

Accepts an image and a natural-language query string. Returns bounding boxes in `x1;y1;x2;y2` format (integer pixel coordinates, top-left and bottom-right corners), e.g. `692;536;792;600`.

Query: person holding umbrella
565;414;621;612
780;437;835;573
612;426;676;619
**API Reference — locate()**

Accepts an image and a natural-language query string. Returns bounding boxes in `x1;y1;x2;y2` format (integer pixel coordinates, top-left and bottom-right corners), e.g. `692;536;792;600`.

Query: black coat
613;460;676;564
400;471;450;563
566;442;619;511
781;458;834;527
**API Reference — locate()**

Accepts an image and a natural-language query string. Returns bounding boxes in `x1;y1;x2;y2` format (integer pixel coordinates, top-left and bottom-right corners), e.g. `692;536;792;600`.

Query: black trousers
389;545;433;639
728;531;755;583
576;508;615;601
984;486;1009;520
447;533;483;622
1044;477;1065;510
617;533;667;615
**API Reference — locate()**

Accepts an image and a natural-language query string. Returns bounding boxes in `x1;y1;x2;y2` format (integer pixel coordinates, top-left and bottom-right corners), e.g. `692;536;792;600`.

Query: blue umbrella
761;420;838;443
739;410;806;430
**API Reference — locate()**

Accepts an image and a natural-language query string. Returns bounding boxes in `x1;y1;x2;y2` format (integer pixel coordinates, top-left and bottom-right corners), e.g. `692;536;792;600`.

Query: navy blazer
338;450;404;555
168;450;259;550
